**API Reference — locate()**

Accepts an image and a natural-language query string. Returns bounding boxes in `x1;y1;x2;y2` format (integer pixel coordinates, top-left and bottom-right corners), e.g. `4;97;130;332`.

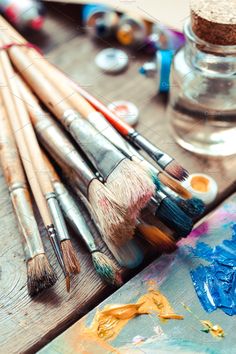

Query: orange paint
85;280;183;343
191;176;210;193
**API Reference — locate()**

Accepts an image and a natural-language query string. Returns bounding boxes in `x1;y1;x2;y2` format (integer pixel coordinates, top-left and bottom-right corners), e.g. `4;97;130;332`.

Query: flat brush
0;15;188;184
0;45;69;289
44;154;122;287
17;76;130;248
2;36;155;223
66;172;144;270
32;60;191;197
22;54;156;220
149;192;194;239
0;103;57;296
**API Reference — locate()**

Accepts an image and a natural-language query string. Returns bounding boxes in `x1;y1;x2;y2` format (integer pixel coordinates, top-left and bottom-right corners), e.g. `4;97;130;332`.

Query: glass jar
167;20;236;156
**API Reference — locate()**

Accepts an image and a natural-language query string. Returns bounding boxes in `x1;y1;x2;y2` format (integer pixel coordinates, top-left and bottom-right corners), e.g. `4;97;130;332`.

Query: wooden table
0;4;235;353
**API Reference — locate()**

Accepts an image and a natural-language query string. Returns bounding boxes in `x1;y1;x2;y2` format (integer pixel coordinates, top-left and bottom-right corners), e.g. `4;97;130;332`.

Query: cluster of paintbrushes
0;16;205;297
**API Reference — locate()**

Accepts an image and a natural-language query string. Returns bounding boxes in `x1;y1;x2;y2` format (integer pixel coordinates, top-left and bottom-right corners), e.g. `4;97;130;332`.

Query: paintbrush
74;86;189;181
0;43;80;281
29;57;192;199
65;170;144;269
0;45;70;290
17;72;192;242
0;15;189;188
0;103;57;296
43;153;123;287
17;51;156;220
16;76;131;248
1;31;155;223
149;192;194;239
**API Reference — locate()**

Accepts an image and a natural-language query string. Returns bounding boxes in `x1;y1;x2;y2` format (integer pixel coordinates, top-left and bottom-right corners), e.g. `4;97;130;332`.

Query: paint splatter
182;304;225;339
190;224;236;315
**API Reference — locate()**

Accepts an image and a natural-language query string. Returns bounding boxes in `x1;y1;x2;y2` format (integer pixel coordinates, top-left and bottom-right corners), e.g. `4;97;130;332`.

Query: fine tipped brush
21;53;156;219
0;102;57;296
24;50;188;181
0;44;71;290
44;154;122;287
149;192;194;239
137;220;177;254
17;76;131;247
1;33;155;222
75;85;189;181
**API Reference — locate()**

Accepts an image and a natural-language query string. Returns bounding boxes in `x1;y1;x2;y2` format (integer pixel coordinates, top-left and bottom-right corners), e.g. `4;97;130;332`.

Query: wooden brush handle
0;16;94;118
42;151;60;184
0;34;54;198
0;51;52;226
0;30;72;121
0;102;26;187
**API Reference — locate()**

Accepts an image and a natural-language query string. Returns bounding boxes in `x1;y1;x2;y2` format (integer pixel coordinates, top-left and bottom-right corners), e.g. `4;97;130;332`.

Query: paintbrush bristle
138;223;177;253
61;240;80;275
164;160;189;182
27;254;57;297
88;179;134;246
157;197;193;238
92;251;123;287
159;173;192;199
106;159;155;220
176;197;206;218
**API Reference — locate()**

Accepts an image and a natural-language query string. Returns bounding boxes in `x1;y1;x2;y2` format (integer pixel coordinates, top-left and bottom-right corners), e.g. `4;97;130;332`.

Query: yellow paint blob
191;176;210;193
88;280;183;342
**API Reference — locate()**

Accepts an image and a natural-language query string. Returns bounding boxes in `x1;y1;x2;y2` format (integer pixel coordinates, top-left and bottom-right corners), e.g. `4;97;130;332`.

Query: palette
39;193;236;354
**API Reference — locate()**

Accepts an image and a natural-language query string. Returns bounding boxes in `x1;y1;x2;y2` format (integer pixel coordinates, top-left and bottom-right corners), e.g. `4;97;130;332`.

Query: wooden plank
39;193;236;354
0;7;235;354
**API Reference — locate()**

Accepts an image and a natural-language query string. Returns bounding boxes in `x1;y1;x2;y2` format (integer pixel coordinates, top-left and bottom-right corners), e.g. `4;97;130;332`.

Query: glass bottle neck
184;21;236;75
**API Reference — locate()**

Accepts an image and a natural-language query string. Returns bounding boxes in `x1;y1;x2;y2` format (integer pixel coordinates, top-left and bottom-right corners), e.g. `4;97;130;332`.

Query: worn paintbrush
19;53;156;221
0;43;70;290
16;76;131;248
39;68;204;219
0;40;80;282
25;55;192;201
0;103;57;296
43;153;123;287
1;33;155;224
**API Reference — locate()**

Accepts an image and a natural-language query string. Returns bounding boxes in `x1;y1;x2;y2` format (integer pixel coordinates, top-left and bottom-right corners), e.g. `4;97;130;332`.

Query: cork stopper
191;0;236;45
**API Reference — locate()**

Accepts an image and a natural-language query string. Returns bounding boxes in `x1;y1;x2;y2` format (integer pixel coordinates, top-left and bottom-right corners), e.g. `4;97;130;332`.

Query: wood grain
0;5;235;354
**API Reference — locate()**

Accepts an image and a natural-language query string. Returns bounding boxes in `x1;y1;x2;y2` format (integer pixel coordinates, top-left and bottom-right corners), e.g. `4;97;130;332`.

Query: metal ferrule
53;181;98;253
87;111;137;158
45;192;70;243
10;184;45;261
34;117;94;197
46;223;66;275
62;109;126;180
148;191;166;215
128;131;168;164
156;154;173;169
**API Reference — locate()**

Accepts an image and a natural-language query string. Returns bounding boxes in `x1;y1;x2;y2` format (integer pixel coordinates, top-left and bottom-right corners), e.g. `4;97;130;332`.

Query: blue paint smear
191;224;236;316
